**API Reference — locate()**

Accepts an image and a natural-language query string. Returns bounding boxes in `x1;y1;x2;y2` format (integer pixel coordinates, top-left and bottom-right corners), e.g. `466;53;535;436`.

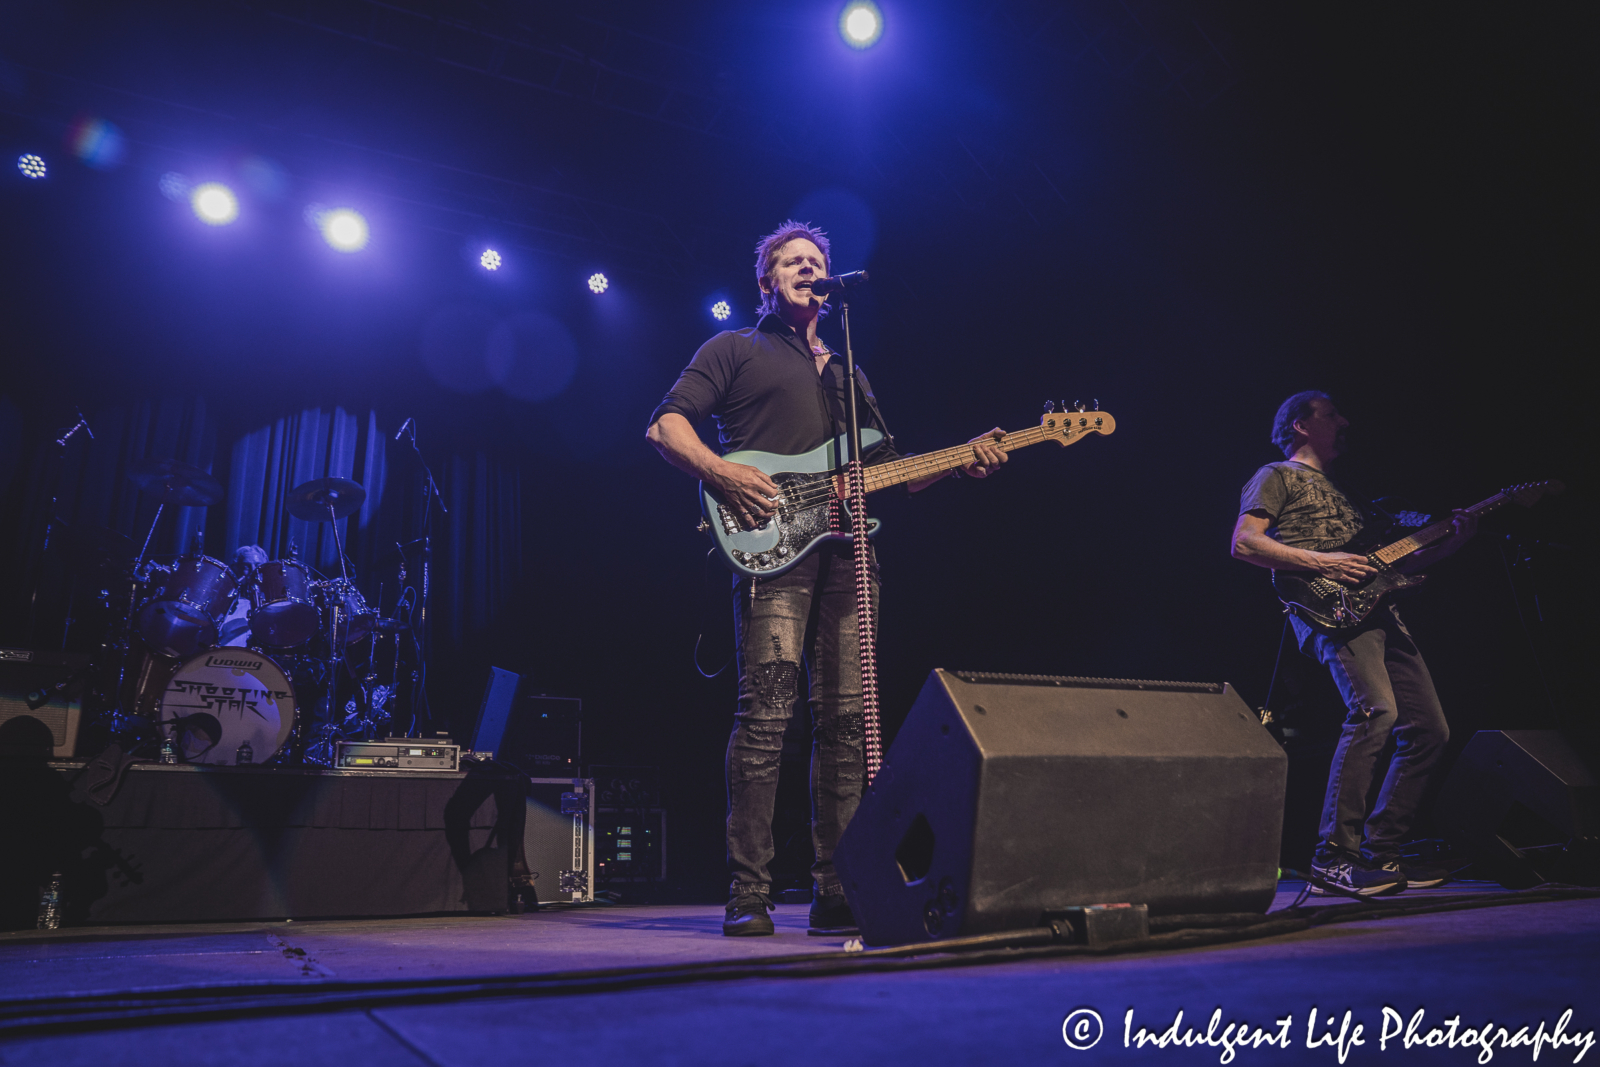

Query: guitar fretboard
1372;493;1507;565
863;423;1054;493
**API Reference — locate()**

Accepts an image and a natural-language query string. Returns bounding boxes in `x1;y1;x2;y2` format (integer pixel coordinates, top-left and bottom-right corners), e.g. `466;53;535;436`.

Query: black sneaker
807;893;859;936
722;891;776;936
1381;859;1451;889
1309;853;1406;896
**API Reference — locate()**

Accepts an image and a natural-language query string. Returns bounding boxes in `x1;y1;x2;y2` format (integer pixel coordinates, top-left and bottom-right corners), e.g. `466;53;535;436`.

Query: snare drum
316;579;378;645
156;648;296;764
248;560;321;647
136;556;239;658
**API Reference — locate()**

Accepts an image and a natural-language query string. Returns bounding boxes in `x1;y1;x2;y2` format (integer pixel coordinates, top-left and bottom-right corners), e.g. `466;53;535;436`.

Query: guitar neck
862;423;1053;493
1371;492;1507;565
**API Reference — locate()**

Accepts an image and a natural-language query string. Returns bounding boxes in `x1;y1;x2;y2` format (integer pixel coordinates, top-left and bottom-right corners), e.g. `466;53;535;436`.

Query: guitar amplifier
335;738;459;771
0;648;90;759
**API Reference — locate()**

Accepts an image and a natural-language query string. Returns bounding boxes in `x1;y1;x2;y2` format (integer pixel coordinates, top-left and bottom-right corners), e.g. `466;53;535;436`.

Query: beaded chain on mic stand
846;457;884;781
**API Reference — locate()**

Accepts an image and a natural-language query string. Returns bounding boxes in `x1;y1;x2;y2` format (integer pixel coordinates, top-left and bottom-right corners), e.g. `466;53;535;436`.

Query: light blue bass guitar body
699;429;884;580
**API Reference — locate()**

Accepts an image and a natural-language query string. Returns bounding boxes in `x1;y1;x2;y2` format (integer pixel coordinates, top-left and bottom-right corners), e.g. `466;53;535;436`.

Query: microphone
809;270;869;295
394;417;414;441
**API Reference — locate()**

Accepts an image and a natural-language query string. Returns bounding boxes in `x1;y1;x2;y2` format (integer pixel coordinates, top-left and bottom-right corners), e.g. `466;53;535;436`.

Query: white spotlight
17;154;47;179
190;182;239;225
840;2;883;48
587;272;609;294
320;208;369;252
481;249;502;271
711;300;731;321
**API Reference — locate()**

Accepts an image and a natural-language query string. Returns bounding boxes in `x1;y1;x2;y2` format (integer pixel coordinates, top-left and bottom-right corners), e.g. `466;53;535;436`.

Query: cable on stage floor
1;884;1596;1038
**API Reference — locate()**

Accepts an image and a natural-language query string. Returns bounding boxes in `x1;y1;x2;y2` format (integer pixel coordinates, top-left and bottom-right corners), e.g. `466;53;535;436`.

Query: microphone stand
837;294;885;783
397;419;447;735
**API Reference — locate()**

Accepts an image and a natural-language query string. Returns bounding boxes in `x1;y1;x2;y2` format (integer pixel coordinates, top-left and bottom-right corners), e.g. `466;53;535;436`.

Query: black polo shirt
649;314;900;462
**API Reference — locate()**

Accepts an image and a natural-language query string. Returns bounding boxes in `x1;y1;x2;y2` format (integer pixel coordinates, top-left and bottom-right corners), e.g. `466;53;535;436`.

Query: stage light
587;272;609;294
711;300;731;321
839;2;883;48
17;154;46;179
68;116;126;169
480;249;502;271
320;208;369;252
159;172;190;201
190;182;239;225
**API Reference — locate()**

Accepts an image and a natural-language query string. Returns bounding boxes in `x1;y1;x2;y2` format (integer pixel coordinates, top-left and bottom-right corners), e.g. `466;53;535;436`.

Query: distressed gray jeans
1304;609;1449;864
727;544;873;900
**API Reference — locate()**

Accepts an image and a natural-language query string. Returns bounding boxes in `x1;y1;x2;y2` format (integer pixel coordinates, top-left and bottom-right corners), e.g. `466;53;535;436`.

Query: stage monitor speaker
834;670;1287;946
1435;730;1600;889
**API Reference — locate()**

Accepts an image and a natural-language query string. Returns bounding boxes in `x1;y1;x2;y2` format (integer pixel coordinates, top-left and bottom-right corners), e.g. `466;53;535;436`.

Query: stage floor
2;882;1596;1065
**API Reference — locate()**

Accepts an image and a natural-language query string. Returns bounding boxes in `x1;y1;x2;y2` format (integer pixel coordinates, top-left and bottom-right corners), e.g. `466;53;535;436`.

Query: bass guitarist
1230;390;1475;896
646;220;1007;936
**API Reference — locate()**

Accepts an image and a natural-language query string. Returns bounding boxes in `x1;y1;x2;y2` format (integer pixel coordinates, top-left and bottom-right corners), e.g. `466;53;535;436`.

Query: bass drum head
157;649;296;765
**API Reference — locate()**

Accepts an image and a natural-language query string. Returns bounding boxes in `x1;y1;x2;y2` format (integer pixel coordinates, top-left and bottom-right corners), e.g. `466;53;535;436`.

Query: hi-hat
127;459;225;507
286;477;367;522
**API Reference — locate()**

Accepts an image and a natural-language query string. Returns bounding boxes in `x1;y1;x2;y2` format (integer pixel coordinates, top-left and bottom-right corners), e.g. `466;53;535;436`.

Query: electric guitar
699;405;1116;579
1271;480;1564;634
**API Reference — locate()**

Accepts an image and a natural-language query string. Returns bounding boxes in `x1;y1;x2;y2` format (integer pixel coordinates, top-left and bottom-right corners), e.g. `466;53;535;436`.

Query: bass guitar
1271;480;1564;634
700;405;1117;579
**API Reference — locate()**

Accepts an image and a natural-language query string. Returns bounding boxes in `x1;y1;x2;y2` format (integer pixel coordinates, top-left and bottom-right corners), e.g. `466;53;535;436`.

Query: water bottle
37;873;62;930
159;737;178;764
236;739;254;765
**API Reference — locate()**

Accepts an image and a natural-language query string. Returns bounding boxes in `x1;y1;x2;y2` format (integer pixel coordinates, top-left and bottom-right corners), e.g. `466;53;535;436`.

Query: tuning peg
1074;400;1086;413
1043;400;1056;413
1093;399;1100;411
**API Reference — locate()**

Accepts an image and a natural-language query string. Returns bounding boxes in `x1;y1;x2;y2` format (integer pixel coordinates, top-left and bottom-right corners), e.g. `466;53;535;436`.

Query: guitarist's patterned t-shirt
1239;461;1364;553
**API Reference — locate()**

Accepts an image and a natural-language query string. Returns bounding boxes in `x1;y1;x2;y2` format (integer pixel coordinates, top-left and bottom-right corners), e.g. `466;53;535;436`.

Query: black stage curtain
0;759;529;927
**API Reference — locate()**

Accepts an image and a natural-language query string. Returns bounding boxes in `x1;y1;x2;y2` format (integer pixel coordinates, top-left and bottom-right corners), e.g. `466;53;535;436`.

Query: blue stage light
320;208;369;252
159;172;190;201
480;249;502;271
190;182;239;225
587;272;609;294
17;154;46;179
840;2;883;48
711;300;731;321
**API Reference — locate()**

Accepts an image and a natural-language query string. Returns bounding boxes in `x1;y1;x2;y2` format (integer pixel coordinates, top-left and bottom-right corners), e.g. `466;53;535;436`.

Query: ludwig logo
205;655;262;670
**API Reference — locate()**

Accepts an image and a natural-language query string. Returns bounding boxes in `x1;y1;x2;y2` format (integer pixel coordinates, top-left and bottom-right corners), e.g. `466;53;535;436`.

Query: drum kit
75;460;416;766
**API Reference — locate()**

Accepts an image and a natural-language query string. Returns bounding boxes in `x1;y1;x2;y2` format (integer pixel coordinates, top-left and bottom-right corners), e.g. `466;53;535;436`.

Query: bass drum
156;649;296;765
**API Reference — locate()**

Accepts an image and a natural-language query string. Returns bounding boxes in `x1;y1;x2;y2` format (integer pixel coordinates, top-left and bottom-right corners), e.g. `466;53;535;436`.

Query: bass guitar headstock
1040;401;1116;445
1506;480;1565;508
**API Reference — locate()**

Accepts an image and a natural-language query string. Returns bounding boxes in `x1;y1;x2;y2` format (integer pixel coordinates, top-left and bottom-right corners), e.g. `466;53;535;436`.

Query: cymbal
127;458;225;506
286;477;367;522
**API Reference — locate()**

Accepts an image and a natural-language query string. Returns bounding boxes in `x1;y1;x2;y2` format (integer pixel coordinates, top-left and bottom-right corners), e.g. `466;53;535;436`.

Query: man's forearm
646;413;724;481
1232;530;1325;572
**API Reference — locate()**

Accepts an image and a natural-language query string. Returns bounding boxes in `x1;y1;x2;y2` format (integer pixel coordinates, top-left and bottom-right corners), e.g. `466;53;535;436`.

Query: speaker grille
948;671;1224;694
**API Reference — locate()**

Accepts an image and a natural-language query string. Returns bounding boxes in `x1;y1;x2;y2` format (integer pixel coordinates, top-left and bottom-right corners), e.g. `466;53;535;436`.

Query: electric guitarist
646;220;1007;938
1230;390;1475;897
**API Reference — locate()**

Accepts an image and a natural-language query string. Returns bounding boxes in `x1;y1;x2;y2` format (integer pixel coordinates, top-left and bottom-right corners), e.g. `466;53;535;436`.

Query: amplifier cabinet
526;777;596;903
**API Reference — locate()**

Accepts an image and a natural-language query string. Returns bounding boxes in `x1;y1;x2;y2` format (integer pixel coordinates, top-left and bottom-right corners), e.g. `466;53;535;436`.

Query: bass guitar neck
700;405;1117;579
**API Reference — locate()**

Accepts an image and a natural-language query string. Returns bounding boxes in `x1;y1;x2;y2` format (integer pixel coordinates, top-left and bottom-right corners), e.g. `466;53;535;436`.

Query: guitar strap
851;366;897;452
